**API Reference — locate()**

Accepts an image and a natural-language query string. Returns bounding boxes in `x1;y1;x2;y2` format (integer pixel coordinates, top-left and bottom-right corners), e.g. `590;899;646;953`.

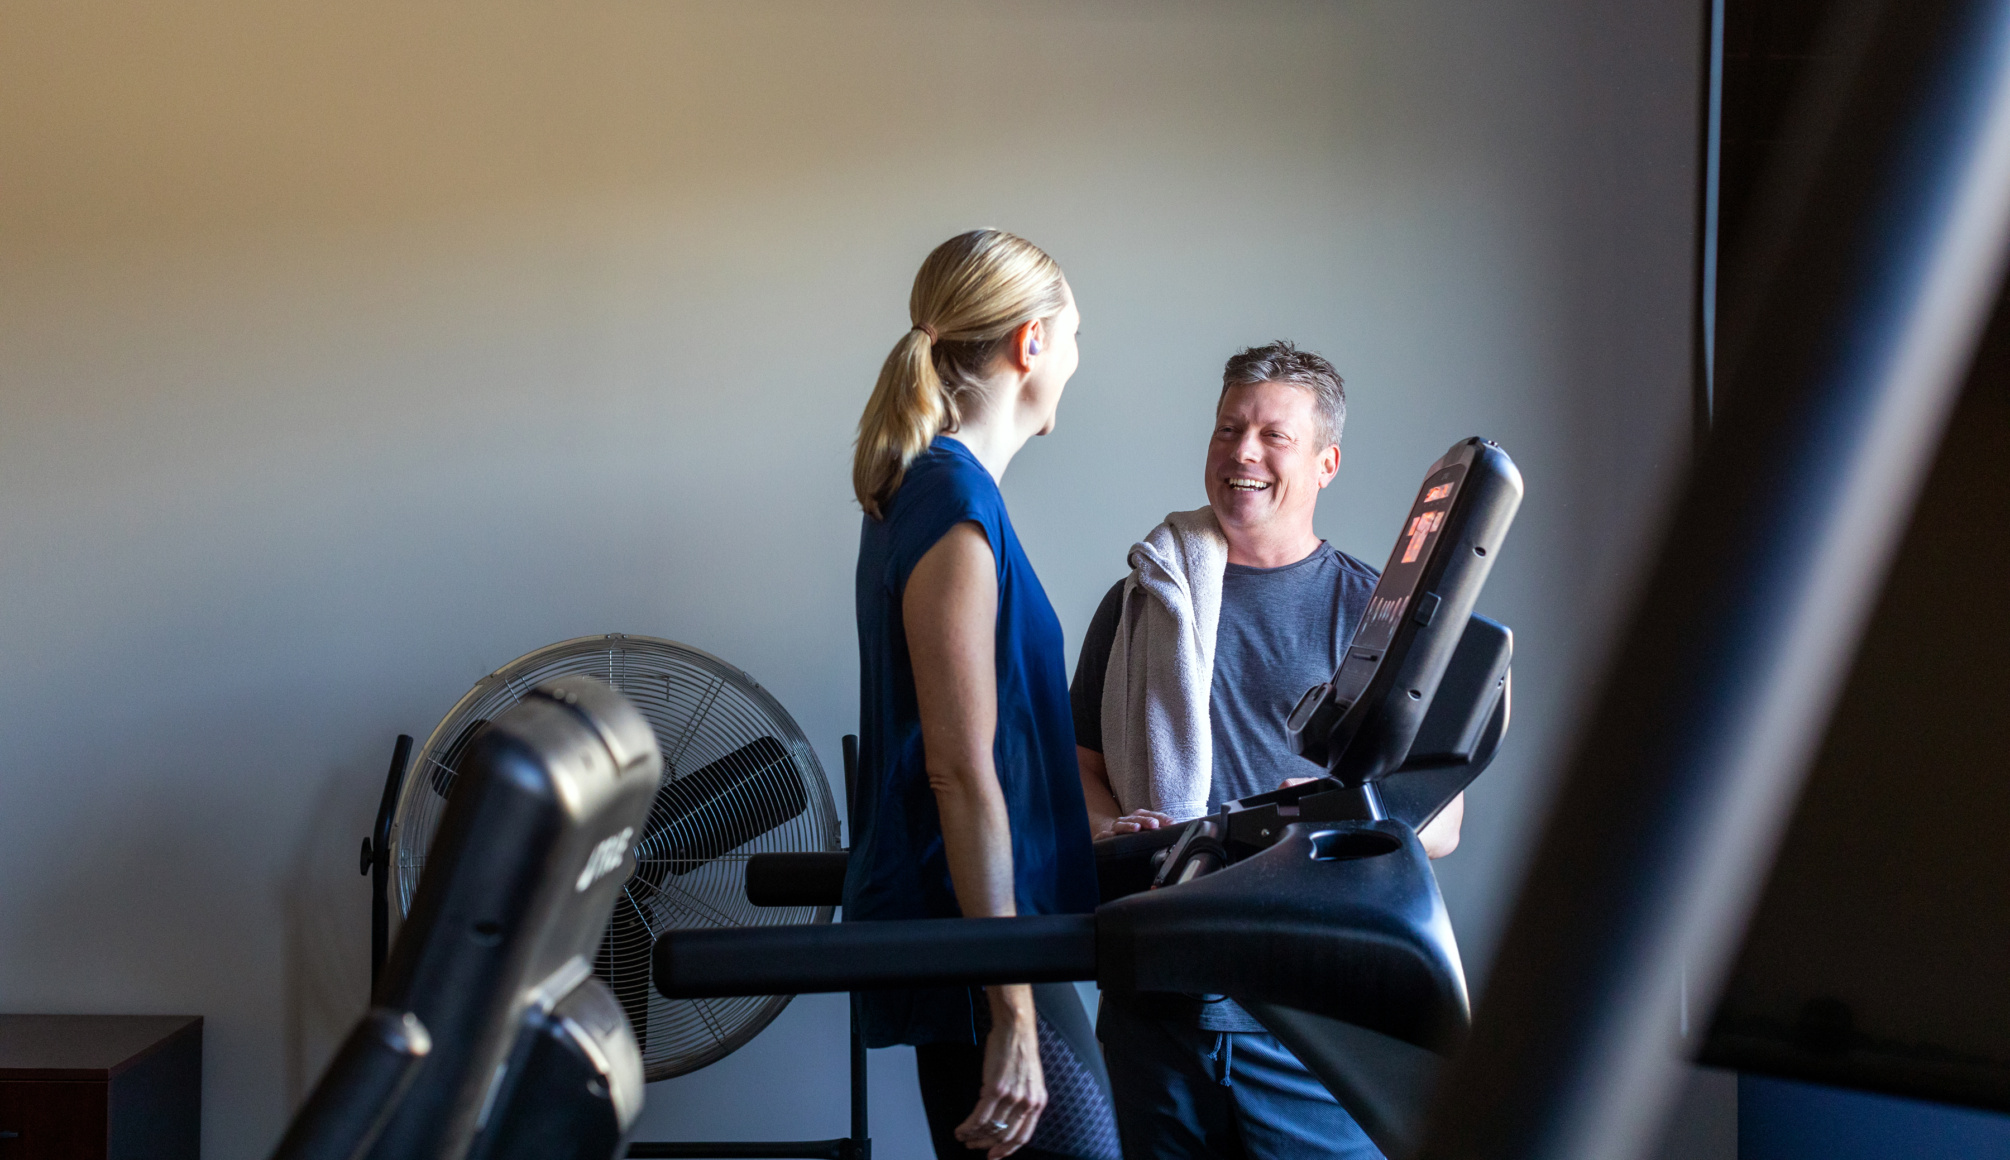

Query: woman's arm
904;521;1044;1159
1078;746;1175;839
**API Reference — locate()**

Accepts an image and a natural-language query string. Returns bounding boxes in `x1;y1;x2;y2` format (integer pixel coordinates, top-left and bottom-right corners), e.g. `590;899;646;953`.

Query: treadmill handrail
654;915;1099;997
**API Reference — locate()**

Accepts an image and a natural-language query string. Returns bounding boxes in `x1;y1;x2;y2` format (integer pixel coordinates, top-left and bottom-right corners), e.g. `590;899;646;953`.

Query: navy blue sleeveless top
846;436;1099;1047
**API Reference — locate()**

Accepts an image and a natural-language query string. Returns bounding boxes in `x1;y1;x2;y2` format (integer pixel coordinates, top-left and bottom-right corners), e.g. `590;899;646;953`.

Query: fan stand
362;734;872;1160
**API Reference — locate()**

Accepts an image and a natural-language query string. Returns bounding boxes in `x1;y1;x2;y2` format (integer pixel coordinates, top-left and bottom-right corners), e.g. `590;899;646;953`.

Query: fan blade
644;737;808;877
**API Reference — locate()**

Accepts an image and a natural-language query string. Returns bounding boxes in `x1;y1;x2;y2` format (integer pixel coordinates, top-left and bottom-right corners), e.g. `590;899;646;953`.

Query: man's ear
1318;445;1342;488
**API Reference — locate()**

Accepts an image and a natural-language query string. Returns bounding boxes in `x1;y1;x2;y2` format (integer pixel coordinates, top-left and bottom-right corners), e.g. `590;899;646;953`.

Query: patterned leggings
913;984;1121;1160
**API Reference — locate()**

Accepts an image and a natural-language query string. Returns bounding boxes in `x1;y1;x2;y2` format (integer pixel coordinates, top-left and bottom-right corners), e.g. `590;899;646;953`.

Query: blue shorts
1098;996;1384;1160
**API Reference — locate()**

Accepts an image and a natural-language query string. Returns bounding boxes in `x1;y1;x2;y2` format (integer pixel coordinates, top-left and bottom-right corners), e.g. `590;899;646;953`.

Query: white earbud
1029;340;1041;355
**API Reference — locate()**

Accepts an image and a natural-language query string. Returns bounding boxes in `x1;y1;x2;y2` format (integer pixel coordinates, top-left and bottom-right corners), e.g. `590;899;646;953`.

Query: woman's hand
954;985;1046;1158
1094;808;1176;839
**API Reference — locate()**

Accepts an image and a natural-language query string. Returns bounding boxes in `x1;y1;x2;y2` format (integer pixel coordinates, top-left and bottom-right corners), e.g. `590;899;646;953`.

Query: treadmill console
1150;437;1521;888
1288;437;1521;793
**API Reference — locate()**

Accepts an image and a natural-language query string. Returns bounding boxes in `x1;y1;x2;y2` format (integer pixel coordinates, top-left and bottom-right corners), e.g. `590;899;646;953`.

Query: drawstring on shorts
1207;1031;1236;1086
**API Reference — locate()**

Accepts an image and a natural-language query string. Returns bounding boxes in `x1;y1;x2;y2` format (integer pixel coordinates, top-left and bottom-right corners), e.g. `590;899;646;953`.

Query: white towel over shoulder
1100;506;1228;821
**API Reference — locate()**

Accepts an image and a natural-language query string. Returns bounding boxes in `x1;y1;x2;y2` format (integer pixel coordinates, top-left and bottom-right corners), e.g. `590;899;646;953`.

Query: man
1070;341;1462;1160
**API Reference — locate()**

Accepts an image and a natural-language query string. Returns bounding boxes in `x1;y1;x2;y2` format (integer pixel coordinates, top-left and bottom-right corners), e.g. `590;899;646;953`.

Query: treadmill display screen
1354;464;1465;652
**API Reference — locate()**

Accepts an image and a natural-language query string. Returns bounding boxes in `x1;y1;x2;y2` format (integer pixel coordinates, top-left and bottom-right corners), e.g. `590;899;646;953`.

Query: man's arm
1078;747;1123;832
1072;579;1175;838
1079;746;1173;838
1418;791;1464;858
1277;780;1465;860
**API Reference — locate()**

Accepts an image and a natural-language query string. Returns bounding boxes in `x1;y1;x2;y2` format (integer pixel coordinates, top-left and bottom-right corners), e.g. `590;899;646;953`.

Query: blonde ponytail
853;230;1067;518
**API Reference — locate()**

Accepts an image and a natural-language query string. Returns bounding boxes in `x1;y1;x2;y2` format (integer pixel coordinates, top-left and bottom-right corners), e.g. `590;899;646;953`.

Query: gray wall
0;2;1699;1156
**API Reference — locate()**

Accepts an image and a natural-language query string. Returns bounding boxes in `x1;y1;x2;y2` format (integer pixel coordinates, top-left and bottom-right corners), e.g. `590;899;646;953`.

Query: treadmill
663;436;1524;1158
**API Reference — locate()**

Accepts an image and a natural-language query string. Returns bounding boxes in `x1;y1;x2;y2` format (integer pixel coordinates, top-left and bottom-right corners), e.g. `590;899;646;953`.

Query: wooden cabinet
0;1016;201;1160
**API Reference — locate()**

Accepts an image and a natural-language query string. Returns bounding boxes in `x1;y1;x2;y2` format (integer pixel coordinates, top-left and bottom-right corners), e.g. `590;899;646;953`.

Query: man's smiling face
1204;380;1340;542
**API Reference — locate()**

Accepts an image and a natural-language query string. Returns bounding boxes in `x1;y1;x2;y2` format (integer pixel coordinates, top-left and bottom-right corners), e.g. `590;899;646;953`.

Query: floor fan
361;634;864;1157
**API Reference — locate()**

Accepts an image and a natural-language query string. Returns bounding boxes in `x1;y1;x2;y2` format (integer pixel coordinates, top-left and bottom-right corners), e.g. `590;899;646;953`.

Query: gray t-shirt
1072;542;1380;806
1071;541;1379;1032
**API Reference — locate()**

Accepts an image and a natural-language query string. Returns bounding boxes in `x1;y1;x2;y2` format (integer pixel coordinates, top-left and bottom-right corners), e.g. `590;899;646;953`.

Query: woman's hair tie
913;322;939;342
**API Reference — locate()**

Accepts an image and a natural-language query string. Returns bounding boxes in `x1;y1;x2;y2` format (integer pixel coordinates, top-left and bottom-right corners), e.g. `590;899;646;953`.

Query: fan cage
388;633;841;1081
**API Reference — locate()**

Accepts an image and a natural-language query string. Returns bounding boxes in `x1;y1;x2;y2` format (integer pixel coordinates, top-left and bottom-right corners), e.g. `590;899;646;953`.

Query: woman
844;230;1111;1160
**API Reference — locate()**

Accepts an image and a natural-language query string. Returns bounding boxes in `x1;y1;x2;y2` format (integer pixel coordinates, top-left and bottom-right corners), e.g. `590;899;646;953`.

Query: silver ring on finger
985;1120;1010;1133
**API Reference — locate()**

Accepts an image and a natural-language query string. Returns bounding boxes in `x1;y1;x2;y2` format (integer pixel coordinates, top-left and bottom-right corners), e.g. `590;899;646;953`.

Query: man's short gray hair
1218;340;1346;449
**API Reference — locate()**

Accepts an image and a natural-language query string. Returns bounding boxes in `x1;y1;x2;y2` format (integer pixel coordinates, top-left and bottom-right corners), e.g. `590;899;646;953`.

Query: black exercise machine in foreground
661;436;1523;1159
273;677;663;1160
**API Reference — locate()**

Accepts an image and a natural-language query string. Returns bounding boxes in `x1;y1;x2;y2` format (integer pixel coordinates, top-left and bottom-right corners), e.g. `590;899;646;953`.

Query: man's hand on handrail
1096;808;1177;840
1078;744;1177;839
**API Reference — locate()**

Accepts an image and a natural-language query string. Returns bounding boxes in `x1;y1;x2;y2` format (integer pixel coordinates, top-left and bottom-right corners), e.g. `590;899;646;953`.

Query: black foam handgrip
743;823;1179;909
655;915;1098;997
652;736;807;875
745;852;849;907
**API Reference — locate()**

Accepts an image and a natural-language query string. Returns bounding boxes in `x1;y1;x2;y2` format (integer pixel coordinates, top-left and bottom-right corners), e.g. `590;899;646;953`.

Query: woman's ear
1012;319;1043;371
